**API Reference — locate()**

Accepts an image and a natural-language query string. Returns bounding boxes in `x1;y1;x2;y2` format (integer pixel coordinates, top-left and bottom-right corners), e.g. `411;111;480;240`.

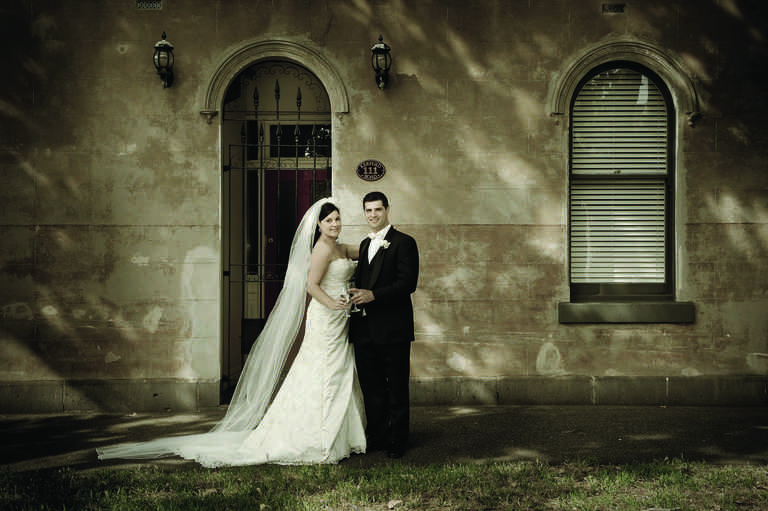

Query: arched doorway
220;60;333;399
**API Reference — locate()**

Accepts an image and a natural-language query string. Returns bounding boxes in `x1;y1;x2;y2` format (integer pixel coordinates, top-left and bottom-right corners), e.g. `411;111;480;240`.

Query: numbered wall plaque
355;160;386;181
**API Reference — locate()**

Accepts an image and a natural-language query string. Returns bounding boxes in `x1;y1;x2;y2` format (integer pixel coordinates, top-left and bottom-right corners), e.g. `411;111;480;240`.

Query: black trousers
354;341;411;450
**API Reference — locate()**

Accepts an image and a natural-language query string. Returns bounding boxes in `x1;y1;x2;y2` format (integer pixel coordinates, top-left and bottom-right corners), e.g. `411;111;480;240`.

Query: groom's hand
348;288;374;305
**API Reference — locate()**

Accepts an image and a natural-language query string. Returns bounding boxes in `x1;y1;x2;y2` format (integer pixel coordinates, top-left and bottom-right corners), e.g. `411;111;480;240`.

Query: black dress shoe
386;447;405;459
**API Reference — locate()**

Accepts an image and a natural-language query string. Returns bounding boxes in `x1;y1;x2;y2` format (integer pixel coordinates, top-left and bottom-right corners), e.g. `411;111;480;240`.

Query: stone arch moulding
200;39;349;123
547;37;701;127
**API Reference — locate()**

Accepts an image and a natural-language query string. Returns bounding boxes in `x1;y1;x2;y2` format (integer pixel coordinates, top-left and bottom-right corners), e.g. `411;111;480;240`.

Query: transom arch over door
220;59;333;400
200;38;349;122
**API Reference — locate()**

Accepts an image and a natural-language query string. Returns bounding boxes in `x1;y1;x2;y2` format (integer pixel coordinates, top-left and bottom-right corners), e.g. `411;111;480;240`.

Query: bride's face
318;210;342;239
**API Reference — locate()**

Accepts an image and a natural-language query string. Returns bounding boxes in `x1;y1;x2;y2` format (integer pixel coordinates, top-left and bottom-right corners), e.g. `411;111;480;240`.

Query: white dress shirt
367;224;392;263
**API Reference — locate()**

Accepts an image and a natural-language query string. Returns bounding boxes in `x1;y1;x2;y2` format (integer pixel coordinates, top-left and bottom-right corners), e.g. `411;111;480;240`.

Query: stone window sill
558;301;695;324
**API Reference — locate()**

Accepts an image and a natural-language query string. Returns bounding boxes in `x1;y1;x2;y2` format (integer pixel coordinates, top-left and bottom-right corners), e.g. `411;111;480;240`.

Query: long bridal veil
97;197;335;466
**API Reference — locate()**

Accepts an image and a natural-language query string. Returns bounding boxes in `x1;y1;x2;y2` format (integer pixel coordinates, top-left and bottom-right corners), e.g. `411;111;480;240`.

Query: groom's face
364;200;389;232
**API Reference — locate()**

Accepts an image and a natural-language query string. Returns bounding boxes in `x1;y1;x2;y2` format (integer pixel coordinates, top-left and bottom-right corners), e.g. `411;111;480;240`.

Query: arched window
569;63;673;300
550;40;697;323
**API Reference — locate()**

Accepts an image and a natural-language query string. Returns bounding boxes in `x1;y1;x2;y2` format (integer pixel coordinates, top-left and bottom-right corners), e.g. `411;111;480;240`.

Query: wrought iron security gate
221;62;332;399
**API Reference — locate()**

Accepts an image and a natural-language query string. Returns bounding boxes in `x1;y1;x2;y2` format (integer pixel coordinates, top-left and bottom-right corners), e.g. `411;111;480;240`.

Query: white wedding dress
97;257;366;467
232;257;366;464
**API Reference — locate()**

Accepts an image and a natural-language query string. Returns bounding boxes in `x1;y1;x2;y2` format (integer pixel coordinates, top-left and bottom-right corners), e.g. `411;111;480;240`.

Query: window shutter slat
570;179;666;283
572;69;667;177
570;67;669;286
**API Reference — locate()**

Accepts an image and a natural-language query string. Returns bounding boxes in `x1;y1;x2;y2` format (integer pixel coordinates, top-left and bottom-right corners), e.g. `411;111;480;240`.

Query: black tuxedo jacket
349;227;419;344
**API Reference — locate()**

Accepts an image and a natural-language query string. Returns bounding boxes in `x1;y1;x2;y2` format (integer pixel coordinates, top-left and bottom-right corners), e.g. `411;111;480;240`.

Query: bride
97;198;367;466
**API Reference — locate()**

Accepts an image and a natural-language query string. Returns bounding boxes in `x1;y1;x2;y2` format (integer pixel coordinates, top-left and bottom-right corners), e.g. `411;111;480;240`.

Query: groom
349;191;419;459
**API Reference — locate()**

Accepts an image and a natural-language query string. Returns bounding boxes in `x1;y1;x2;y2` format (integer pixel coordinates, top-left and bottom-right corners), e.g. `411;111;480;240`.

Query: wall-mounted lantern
371;35;391;89
153;31;175;88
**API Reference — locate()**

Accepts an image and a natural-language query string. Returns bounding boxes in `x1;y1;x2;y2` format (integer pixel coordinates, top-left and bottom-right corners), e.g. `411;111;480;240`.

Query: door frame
201;39;348;402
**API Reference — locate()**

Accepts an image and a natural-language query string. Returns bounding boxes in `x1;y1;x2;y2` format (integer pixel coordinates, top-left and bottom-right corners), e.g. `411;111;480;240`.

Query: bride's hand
332;296;350;311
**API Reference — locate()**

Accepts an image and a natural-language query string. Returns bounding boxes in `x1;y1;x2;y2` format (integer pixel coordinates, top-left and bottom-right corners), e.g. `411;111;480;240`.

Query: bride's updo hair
313;202;340;246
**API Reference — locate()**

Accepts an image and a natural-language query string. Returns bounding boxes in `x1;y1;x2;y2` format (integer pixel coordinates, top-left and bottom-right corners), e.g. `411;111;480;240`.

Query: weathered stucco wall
1;0;766;412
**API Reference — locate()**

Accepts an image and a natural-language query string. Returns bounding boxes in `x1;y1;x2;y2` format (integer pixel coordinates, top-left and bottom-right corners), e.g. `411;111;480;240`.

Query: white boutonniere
381;240;390;249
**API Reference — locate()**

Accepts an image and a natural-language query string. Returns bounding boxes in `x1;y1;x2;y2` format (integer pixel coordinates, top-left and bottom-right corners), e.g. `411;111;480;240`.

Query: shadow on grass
1;405;767;473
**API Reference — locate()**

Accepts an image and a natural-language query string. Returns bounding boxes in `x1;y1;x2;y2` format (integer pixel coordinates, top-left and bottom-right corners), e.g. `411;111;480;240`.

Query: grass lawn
1;457;767;510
